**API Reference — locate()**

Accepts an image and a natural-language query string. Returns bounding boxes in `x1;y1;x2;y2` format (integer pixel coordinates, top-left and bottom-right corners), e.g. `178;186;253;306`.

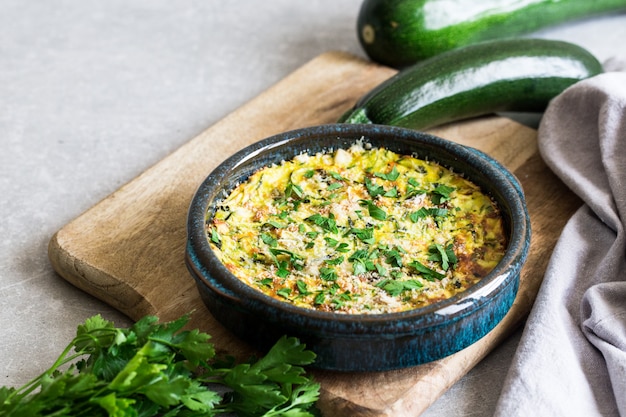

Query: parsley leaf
320;267;338;281
329;171;346;181
296;279;310;295
365;177;385;198
431;184;455;204
261;232;278;247
376;279;423;296
348;249;377;275
348;227;375;244
383;246;404;268
409;207;449;223
314;292;325;305
285;182;304;199
336;242;350;253
325;256;344;265
209;227;222;248
383;187;398;198
277;288;292;298
405;177;427;199
305;213;338;234
375;166;400;181
267;219;287;229
408;260;446;281
359;199;387;221
428;243;458;271
269;248;304;277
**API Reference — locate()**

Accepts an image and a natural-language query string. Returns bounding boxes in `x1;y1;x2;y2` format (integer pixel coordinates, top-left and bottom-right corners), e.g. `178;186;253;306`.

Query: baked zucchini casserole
207;142;506;314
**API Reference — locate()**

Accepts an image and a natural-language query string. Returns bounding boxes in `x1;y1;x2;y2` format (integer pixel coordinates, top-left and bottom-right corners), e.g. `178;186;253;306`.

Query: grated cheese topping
207;143;506;314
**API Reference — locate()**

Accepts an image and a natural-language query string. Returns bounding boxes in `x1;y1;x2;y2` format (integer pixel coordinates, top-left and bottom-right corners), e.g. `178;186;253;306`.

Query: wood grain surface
48;51;582;416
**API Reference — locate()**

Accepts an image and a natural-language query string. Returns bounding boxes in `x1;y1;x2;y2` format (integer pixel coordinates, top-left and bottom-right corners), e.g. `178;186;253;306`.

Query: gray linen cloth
494;69;626;416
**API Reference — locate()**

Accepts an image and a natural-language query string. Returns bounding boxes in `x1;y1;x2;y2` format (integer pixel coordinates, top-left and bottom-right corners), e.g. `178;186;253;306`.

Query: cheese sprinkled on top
207;143;506;314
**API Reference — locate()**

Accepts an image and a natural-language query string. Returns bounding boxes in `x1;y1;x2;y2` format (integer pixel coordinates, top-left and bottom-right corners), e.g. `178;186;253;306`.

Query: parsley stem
8;327;121;402
11;343;83;400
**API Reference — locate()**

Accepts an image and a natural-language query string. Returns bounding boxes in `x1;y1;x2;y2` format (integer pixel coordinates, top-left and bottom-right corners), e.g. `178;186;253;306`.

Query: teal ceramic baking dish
185;123;530;372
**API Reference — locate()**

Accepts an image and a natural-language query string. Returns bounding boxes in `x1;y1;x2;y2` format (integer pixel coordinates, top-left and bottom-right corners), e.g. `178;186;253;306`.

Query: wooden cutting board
48;51;581;416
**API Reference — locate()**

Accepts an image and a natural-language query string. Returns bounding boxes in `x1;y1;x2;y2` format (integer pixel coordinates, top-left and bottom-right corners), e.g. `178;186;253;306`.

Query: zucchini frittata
208;142;506;314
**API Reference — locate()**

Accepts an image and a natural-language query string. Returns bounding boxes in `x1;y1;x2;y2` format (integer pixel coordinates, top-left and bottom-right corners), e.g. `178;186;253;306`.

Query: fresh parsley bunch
0;314;320;416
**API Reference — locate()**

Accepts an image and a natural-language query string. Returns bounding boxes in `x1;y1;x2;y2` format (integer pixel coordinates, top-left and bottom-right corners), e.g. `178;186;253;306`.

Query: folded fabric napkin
494;68;626;416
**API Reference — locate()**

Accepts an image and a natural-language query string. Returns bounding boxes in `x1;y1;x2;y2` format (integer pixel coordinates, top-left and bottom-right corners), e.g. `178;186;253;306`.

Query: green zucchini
338;38;603;130
358;0;626;68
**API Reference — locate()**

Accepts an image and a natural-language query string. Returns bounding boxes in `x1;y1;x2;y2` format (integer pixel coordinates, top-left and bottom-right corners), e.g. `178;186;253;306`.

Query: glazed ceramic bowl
185;124;530;372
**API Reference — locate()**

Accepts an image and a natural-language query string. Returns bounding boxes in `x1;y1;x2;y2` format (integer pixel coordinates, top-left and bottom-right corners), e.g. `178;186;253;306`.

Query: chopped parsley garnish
306;213;338;234
329;171;346;181
319;267;338;281
269;248;304;277
325;256;344;266
407;260;446;281
277;287;292;298
314;292;325;305
383;246;404;268
375;166;400;181
296;279;310;295
267;219;286;229
359;199;387;221
285;182;304;199
384;187;398;198
327;182;343;191
405;177;427;199
335;242;350;253
365;177;385;198
390;269;404;279
348;249;378;275
260;232;277;247
431;184;455;204
259;278;273;287
331;291;353;309
209;145;506;314
376;278;423;296
276;265;290;278
209;227;221;247
410;207;449;222
428;243;458;271
348;227;375;244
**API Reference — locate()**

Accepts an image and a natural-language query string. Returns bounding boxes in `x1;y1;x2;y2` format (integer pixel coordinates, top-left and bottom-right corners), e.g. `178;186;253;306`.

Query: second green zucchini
338;38;603;130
